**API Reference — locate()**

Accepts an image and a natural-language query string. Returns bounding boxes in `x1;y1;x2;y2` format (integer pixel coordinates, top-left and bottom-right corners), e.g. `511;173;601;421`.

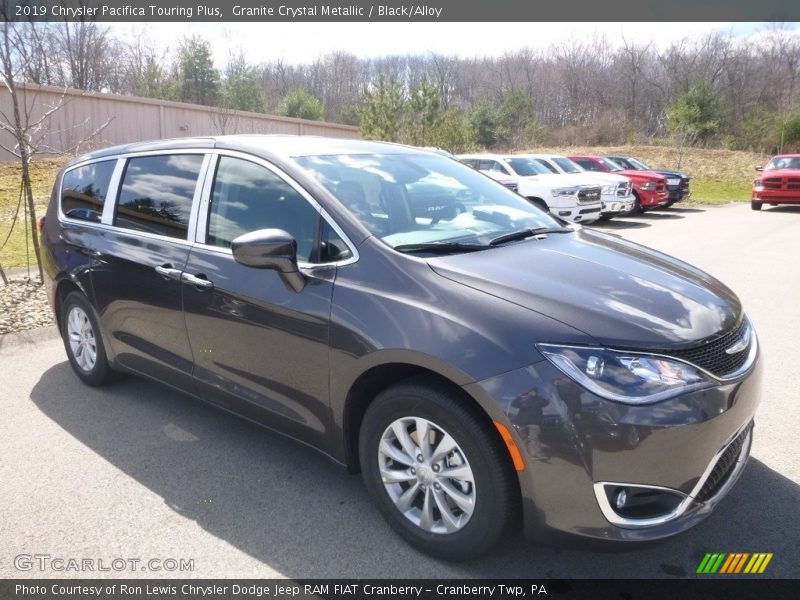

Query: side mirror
755;165;763;172
231;228;306;292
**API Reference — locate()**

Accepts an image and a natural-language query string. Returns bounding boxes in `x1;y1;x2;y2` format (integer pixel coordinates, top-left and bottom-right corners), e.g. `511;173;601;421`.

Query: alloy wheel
378;416;476;534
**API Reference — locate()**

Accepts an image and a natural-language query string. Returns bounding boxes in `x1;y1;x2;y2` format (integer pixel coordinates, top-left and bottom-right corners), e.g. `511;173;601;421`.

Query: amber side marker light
494;421;525;471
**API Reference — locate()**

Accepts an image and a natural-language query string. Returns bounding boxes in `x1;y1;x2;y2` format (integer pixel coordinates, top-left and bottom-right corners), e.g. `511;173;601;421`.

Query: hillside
541;145;764;204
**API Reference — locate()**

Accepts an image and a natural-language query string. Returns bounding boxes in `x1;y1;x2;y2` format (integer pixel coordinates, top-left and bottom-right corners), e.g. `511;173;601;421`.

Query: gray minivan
42;135;761;560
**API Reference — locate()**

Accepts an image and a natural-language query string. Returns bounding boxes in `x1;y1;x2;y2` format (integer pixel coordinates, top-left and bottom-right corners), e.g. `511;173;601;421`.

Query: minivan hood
427;229;741;350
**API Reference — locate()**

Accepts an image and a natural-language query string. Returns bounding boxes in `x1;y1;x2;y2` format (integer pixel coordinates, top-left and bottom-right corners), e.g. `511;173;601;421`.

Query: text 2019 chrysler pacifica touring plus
42;136;761;560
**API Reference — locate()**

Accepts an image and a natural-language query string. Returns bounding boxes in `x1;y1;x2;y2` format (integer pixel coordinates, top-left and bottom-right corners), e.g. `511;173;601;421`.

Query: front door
182;154;347;449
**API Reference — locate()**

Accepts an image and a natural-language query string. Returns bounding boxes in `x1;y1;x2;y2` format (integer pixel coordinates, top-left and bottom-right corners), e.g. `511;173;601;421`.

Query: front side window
504;158;551;177
61;160;116;222
533;158;560;174
552;157;583;174
574;158;601;172
599;157;624;171
295;153;560;250
207;156;322;262
115;154;204;239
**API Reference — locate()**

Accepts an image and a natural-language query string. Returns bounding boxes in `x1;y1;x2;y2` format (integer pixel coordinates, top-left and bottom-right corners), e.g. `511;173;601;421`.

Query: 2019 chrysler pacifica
42;136;761;560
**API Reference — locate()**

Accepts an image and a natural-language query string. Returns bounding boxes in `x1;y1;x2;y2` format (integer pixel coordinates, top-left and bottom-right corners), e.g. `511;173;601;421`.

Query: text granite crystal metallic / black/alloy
41;135;761;560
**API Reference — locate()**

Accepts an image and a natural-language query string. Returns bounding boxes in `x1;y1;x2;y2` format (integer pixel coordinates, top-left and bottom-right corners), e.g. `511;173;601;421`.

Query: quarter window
61;160;116;222
207;157;320;262
115;154;204;239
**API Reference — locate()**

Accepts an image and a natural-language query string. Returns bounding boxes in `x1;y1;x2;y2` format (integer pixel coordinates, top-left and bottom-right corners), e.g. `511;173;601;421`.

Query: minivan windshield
295;153;562;250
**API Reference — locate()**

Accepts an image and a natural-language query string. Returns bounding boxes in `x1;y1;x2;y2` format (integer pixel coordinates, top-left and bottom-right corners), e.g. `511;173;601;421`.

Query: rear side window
61;160;116;223
115;154;204;239
207;156;319;262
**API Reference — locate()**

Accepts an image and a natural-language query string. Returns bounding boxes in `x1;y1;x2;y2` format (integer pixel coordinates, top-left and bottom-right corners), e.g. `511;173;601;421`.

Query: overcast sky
110;22;797;67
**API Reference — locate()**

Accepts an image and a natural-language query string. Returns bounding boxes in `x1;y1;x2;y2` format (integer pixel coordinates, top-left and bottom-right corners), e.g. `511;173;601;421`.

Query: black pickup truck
607;155;690;206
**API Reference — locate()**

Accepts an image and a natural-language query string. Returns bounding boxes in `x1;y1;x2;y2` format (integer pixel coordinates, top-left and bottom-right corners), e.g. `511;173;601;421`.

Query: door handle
155;264;182;280
181;272;214;289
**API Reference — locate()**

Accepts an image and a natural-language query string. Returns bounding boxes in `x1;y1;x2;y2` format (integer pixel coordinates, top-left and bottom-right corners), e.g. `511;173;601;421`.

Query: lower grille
665;319;751;377
695;423;752;503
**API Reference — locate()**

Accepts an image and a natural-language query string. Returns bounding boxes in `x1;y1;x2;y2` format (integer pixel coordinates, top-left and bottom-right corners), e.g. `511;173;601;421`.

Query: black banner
4;0;800;23
3;580;799;600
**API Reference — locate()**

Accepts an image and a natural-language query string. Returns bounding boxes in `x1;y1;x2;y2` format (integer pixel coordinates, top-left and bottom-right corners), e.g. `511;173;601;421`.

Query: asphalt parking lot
1;203;799;579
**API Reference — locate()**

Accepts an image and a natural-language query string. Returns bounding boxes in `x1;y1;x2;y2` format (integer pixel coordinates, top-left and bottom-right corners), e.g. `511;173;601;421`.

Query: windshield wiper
489;227;573;246
393;242;489;254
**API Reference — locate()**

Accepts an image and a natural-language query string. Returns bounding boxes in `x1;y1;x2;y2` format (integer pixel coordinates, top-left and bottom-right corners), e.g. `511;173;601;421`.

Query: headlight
754;179;763;189
640;182;656;190
667;178;681;185
537;344;714;404
551;186;579;197
601;185;615;195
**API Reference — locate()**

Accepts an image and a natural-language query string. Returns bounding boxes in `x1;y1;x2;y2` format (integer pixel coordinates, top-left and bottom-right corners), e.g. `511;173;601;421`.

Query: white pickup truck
525;154;635;218
457;153;603;224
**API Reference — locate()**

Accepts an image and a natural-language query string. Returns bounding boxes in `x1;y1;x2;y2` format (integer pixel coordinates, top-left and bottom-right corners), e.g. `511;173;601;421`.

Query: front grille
787;178;800;190
664;319;751;377
504;182;519;193
763;177;782;189
680;178;690;191
578;186;601;204
695;423;752;503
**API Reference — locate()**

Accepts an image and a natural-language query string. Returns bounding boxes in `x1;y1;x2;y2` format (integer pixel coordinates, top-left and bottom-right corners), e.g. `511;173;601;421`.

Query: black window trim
57;157;125;227
193;150;359;269
112;151;211;244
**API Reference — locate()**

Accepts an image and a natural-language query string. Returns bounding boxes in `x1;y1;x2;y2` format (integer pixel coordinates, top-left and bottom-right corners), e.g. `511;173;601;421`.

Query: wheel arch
53;276;90;334
337;353;516;480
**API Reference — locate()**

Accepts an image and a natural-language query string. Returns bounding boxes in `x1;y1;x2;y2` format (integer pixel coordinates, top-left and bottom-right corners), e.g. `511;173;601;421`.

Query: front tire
61;291;118;386
359;378;518;560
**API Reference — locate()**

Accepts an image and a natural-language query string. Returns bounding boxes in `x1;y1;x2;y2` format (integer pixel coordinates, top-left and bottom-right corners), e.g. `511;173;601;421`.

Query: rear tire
359;378;518;560
61;291;119;386
751;201;763;211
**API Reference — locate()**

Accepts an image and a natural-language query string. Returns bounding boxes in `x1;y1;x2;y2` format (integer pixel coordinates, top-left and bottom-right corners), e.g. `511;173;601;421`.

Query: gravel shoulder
0;277;54;335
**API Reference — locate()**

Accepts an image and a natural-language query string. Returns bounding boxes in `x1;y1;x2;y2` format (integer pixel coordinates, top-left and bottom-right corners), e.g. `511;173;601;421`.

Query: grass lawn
688;180;752;205
0;159;63;271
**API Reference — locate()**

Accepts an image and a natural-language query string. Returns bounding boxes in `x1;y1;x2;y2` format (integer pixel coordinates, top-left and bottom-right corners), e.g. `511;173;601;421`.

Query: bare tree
1;16;112;282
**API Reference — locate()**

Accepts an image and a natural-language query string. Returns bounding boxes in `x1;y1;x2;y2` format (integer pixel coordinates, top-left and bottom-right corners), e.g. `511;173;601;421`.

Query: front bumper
752;190;800;204
600;194;635;216
636;187;670;208
549;202;602;224
464;348;762;544
667;183;691;202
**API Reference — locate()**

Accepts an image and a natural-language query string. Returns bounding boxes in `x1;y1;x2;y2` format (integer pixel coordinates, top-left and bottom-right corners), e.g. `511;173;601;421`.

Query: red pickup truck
569;155;669;212
752;154;800;210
